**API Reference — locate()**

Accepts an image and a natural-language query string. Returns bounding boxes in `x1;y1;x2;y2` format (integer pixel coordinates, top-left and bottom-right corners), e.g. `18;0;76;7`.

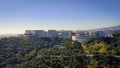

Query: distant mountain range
89;25;120;32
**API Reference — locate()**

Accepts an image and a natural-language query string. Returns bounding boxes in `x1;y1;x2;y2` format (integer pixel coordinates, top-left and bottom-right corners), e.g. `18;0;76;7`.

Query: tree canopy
0;33;120;68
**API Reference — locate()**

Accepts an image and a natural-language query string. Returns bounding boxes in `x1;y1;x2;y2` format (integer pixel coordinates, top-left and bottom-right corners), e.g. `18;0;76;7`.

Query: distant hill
89;25;120;32
0;34;20;39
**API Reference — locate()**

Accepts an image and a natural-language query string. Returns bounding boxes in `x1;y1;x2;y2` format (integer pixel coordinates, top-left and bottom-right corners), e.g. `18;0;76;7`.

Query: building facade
24;30;35;37
34;30;45;38
94;31;105;37
60;31;72;39
76;31;91;42
47;30;57;38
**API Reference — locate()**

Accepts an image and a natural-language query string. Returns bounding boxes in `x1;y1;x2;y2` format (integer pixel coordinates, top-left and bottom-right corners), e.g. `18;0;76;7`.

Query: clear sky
0;0;120;34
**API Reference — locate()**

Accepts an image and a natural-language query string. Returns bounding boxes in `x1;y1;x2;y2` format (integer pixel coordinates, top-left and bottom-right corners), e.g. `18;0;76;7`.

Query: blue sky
0;0;120;34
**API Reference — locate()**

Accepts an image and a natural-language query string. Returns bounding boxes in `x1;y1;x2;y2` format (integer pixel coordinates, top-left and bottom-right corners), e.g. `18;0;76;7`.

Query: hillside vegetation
0;32;120;68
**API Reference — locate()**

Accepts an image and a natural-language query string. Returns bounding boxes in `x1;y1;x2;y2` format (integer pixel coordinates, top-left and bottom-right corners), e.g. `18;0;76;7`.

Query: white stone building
47;30;57;38
76;31;91;42
34;30;45;38
24;30;35;37
60;31;72;39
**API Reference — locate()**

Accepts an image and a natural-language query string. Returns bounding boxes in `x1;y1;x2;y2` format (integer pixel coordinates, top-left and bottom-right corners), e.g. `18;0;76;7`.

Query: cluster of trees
0;37;63;68
85;32;120;55
0;32;120;68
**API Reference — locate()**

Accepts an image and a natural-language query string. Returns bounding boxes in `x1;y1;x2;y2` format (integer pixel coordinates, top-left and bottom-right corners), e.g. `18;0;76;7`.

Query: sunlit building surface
24;30;35;37
76;31;91;42
24;30;45;37
72;35;77;41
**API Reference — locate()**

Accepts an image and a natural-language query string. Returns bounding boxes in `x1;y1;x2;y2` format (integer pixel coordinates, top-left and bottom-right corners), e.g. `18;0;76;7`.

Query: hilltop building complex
24;30;113;42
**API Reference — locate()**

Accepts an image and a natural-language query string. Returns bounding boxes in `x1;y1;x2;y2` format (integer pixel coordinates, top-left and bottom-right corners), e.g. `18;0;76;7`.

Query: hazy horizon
0;0;120;34
0;24;119;35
